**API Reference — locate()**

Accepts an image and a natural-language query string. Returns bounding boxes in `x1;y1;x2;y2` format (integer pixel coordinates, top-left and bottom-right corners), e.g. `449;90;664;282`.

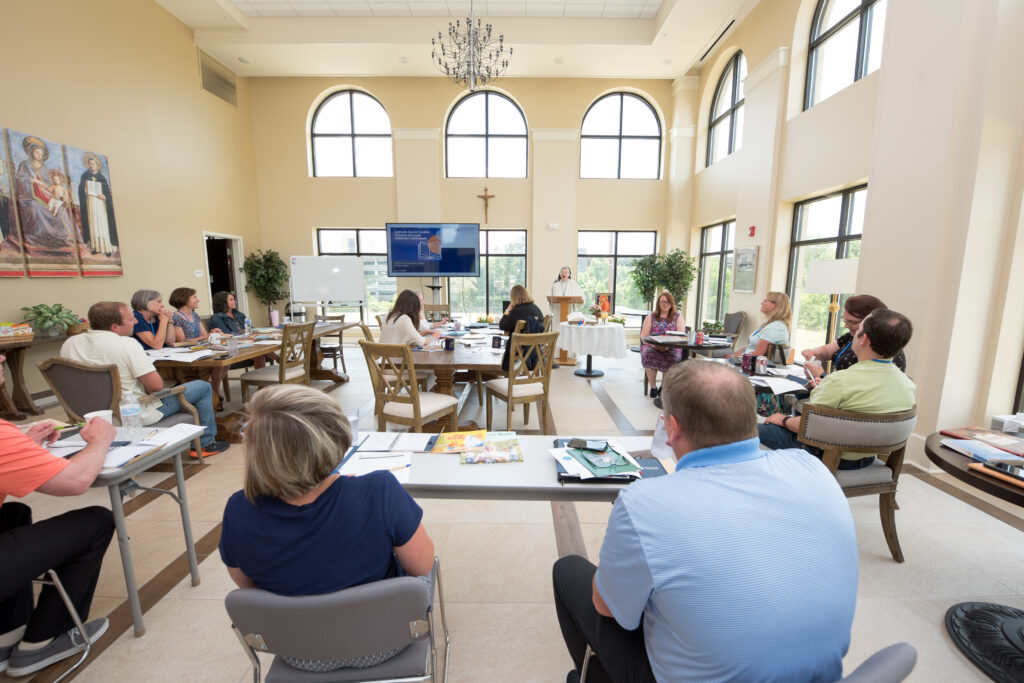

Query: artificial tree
629;249;697;312
241;249;289;322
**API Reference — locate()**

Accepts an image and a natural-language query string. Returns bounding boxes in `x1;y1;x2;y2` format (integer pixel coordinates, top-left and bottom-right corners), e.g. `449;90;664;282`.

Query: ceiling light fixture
431;1;512;91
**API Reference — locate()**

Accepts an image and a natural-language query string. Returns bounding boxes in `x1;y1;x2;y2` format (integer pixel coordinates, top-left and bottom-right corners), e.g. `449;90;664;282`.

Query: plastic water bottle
244;319;253;337
119;391;144;441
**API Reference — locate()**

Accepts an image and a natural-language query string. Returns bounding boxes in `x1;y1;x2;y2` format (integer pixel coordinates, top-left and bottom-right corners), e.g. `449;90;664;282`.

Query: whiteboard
288;255;365;303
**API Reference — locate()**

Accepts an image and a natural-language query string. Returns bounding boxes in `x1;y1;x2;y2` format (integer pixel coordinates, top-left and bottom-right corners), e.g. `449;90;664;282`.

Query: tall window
805;0;887;109
706;52;746;166
449;230;527;320
695;221;736;325
316;229;395;323
580;92;661;179
446;91;527;178
311;90;393;177
786;185;867;351
577;231;657;326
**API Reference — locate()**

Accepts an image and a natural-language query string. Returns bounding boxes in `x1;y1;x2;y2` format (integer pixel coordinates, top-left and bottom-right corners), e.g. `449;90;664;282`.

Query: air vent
199;50;237;108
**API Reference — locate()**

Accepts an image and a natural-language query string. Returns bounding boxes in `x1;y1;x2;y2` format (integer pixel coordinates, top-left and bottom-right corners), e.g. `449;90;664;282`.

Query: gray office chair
226;558;450;683
577;642;916;682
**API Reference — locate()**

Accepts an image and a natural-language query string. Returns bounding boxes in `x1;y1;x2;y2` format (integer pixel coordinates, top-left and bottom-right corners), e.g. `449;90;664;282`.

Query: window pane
576;256;612;306
700;254;722;322
352;93;391;134
797;195;843;240
450;276;486;320
790;244;838;351
620;139;660;179
725;222;736;250
487;230;526;254
721;252;733;315
363;256;396;320
318;229;357;254
578;231;615;255
817;0;861;35
847;189;867;236
487;137;527;178
354;137;394;177
616;231;655;255
620;95;659;136
580;138;619;178
864;0;886;75
712;65;734;120
359;230;386;253
447;137;486;177
735;55;747;101
809;19;860;106
733;105;744;152
488;256;527;314
488;94;526;134
313;137;353;177
708;119;731;164
448;93;486;134
614;257;645;326
313;93;352;134
581;96;621;135
704;225;723;252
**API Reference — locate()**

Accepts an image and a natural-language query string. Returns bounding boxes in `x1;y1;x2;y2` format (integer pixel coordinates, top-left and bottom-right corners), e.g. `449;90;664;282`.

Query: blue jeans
156;380;217;447
758;423;874;469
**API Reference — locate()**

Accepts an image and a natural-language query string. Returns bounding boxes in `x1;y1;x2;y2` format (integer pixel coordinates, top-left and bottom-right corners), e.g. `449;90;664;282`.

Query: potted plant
21;303;80;337
701;320;725;333
241;249;289;322
630;253;660;312
660;249;697;307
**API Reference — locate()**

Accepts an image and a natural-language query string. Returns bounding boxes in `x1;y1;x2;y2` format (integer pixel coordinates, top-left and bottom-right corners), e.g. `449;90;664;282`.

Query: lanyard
837;341;853;361
870;358;893;363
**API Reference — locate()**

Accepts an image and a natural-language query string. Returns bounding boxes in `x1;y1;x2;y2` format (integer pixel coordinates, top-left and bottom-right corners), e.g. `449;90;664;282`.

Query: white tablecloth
557;322;627;359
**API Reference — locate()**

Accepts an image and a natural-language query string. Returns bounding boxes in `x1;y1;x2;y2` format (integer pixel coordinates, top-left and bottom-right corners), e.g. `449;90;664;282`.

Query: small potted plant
701;320;725;334
21;303;80;337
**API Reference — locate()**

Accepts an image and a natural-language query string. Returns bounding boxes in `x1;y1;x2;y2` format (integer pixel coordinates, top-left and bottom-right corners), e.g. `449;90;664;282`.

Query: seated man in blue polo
759;309;916;469
552;361;858;682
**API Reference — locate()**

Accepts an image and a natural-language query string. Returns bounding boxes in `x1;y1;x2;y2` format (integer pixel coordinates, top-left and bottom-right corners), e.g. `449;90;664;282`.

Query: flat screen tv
386;223;480;277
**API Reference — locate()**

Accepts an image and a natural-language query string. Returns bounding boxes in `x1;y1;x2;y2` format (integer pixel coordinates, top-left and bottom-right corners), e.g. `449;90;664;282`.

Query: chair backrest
315;314;345;343
797;404;918;474
765;342;794;365
358;339;424;416
423;304;450;323
279;321;316;383
723;311;745;335
375;314;385;329
225;576;431;664
542;314;552;333
841;642;917;682
506;330;559;392
37;357;121;423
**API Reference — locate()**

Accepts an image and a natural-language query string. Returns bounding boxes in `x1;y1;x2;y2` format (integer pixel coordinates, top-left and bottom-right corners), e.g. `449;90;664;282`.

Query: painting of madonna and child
0;128;122;277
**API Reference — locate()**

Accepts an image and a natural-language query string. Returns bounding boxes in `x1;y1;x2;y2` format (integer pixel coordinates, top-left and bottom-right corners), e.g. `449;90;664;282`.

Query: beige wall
1;0;260;393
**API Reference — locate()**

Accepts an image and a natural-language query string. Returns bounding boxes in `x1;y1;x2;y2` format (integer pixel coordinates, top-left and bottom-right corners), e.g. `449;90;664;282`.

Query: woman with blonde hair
219;384;435;671
728;291;792;358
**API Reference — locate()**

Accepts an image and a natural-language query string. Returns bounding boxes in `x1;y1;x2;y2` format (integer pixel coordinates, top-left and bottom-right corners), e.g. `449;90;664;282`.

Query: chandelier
431;3;512;92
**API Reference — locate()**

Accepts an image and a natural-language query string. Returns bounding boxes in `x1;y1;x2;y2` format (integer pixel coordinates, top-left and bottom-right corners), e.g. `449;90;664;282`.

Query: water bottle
119;391;144;441
227;336;239;357
244;319;252;337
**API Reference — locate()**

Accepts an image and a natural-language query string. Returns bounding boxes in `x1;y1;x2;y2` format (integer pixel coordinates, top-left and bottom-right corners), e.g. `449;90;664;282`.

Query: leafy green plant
241;249;289;321
630;254;660;311
21;303;79;335
629;249;698;312
702;320;724;331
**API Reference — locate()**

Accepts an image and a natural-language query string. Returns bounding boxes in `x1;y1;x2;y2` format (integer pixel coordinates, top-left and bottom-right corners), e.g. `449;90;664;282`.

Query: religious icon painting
596;292;613;314
65;144;122;276
7;129;83;277
0;129;27;277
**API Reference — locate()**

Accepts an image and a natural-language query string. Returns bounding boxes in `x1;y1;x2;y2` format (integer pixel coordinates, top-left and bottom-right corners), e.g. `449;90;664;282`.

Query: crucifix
477;186;494;223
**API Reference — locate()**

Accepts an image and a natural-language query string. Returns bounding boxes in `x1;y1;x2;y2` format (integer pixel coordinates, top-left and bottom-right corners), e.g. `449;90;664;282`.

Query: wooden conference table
410;337;505;430
924;433;1024;681
639;334;733;358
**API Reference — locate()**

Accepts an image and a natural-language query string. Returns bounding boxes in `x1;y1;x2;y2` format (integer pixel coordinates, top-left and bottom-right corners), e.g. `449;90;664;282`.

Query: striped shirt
595;438;857;682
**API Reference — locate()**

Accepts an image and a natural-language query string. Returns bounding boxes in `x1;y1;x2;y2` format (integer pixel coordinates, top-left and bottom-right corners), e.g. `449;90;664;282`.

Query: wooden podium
547;295;584;366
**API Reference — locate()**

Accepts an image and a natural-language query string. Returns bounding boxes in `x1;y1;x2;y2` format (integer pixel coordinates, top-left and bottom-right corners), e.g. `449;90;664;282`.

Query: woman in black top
499;285;543;333
802;294;907;380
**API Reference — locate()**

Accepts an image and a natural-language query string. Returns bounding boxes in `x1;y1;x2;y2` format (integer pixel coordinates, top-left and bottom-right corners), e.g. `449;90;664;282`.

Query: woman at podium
550;266;583;307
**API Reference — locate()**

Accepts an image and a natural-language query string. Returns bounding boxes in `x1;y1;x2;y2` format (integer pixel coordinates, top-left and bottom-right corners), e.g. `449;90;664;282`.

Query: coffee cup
84;410;114;425
443;337;455;351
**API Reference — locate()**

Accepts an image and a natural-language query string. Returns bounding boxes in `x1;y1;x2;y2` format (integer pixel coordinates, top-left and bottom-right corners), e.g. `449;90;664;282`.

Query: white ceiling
155;0;760;79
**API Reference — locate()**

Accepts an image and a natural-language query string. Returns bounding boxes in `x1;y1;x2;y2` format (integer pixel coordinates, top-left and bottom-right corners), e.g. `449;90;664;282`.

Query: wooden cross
477;186;494;223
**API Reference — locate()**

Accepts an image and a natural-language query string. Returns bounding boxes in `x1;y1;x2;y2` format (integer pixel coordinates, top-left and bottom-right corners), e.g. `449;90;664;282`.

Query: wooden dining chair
796;403;918;562
423;304;450;324
485;330;558;433
359;340;458;432
239;321;316;402
315;314;346;373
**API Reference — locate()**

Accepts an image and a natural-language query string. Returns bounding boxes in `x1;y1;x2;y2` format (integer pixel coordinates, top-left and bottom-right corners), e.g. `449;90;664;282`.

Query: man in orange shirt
0;353;117;677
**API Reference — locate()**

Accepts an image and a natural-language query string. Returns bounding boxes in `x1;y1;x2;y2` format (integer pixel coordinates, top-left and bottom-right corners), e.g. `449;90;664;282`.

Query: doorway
202;232;247;315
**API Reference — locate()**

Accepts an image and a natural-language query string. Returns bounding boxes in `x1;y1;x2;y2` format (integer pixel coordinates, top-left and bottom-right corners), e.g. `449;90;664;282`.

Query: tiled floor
5;349;1022;682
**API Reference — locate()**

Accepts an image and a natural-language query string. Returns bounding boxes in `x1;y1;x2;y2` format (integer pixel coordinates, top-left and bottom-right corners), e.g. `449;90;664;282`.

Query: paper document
750;376;807;395
392;433;434;451
649;335;681;343
157;350;216;363
361;432;399;451
138;423;205;446
550;448;594;479
104;445;155;469
338;451;411;483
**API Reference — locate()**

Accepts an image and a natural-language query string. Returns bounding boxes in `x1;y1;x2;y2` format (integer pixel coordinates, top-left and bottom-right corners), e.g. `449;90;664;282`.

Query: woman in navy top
130;289;176;350
219;384;435;669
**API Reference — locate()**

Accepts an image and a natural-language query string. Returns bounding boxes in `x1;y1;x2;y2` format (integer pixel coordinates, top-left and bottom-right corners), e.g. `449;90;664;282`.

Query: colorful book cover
939;427;1024;457
460;431;523;464
431;429;486;453
940;438;1024;463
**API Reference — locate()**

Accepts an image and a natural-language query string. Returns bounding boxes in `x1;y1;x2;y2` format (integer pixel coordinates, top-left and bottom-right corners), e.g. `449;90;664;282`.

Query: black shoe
7;618;109;676
653;395;663;409
649;387;660;398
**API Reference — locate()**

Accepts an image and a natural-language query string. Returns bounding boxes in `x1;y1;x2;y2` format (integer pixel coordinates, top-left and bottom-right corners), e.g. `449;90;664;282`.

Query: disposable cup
84;410;114;424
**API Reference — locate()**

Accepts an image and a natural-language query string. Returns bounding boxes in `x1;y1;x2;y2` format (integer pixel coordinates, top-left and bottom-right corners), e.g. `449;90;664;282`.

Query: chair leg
580;645;595;683
34;570;91;683
222;374;231;402
523;403;530;426
539;398;548;434
879;492;904;563
340;346;347;374
241;381;249;403
643;372;648;396
475;372;484;405
486;392;493;430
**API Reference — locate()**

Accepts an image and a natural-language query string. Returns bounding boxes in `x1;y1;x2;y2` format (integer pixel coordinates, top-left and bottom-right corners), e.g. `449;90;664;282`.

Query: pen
55;422;86;430
141;429;159;441
389;464;412;472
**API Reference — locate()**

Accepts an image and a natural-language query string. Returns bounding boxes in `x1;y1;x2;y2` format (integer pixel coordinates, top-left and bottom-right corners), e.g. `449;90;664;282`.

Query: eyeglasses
842;316;862;326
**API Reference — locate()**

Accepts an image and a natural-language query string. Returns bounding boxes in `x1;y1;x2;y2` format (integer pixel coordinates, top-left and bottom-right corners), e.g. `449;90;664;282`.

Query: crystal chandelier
431;2;512;92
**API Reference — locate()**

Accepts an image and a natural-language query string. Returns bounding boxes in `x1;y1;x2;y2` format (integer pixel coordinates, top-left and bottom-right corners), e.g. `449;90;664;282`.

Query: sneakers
189;439;230;458
7;618;109;677
653;395;663;410
0;642;13;673
649;387;660;398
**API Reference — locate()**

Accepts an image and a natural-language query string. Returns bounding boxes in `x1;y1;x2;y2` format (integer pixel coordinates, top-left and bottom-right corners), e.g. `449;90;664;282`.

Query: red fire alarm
748;225;756;237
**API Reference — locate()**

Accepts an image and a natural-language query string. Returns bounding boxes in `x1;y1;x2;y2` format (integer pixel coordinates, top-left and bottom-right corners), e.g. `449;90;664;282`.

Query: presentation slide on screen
387;223;479;276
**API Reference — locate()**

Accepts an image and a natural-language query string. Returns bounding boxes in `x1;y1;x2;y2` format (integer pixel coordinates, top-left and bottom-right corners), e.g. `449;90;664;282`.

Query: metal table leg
173;453;201;587
573;354;604;378
107;484;145;637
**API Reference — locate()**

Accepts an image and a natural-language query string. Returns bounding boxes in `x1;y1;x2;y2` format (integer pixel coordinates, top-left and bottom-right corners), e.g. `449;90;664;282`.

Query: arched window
580;92;661;179
445;91;527;178
311;90;393;177
805;0;887;109
706;52;746;167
